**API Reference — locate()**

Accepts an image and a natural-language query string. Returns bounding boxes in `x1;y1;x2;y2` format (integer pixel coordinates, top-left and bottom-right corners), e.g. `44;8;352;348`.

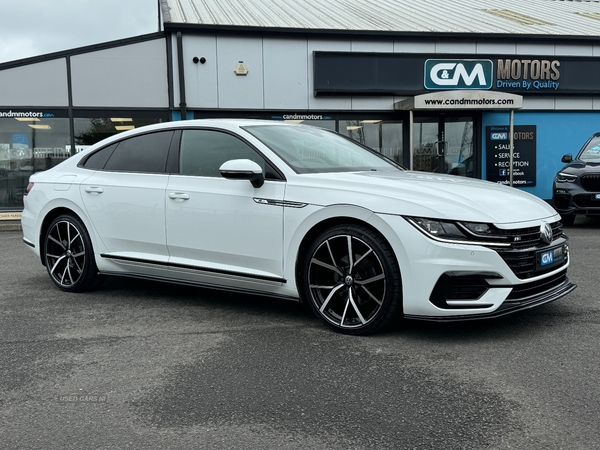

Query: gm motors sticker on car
537;245;566;270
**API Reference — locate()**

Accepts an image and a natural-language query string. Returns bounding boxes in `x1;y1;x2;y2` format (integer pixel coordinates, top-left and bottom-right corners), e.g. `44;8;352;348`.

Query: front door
165;128;285;283
412;116;475;177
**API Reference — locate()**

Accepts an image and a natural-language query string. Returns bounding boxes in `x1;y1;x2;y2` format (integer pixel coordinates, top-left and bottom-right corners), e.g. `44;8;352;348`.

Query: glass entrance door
412;116;475;177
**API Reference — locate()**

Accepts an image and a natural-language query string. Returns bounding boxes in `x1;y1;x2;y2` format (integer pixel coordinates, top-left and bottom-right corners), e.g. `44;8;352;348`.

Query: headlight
462;222;493;235
405;217;511;247
409;217;466;240
555;172;577;183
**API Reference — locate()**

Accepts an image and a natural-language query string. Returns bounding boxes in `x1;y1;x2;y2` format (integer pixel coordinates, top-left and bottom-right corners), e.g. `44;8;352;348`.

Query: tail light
25;182;34;196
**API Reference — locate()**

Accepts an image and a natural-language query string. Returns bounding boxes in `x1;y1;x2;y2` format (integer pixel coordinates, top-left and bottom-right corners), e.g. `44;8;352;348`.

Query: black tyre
44;214;103;292
299;224;402;335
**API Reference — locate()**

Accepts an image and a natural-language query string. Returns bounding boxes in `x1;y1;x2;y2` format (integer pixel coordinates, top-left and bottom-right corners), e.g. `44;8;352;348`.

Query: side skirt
99;270;300;302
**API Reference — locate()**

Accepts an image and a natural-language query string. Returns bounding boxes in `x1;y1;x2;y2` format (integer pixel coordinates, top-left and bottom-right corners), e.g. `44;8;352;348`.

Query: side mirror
219;159;265;188
561;154;572;163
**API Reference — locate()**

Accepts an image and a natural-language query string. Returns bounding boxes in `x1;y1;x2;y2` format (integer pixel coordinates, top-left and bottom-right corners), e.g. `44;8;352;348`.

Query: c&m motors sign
424;59;493;90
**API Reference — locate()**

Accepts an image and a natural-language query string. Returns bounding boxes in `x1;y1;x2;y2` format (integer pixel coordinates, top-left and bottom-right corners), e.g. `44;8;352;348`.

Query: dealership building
2;0;600;221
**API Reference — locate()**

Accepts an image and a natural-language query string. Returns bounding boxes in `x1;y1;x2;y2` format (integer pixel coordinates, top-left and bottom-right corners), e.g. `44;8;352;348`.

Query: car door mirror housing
219;159;265;188
561;154;573;163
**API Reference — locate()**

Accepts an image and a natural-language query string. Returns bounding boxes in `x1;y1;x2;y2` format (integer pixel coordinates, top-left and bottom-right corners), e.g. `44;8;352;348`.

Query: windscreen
580;135;600;162
244;124;403;174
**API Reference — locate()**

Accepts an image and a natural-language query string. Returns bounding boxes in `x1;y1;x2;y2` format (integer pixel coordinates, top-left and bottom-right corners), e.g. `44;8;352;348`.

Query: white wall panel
216;36;264;109
555;44;593;57
308;39;351;110
435;42;476;54
476;42;517;54
555;97;593;110
592;98;600;110
351;97;394;110
394;41;435;53
264;39;309;109
522;97;555;110
352;41;393;52
180;35;219;108
71;39;168;108
0;59;68;106
517;43;555;55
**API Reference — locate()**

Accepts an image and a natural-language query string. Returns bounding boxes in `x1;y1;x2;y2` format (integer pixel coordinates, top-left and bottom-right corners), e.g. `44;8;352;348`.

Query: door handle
84;186;104;195
169;192;190;202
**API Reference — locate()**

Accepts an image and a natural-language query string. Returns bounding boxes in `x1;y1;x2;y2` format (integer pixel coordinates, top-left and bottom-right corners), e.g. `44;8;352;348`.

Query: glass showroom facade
0;109;169;210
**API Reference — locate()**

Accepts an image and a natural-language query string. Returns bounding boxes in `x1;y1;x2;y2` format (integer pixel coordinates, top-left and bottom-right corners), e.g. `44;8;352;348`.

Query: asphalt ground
1;217;599;450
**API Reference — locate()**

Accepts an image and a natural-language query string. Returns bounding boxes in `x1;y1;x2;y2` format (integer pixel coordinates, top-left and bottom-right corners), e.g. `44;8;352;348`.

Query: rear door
80;131;175;261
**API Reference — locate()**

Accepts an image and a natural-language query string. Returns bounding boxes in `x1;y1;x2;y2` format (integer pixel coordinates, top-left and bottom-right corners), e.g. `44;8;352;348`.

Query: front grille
491;222;567;279
492;221;564;250
580;174;600;192
573;193;600;208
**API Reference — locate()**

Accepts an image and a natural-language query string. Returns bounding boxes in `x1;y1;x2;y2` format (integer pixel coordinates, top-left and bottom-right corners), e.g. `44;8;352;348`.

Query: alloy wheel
45;219;87;288
308;233;386;330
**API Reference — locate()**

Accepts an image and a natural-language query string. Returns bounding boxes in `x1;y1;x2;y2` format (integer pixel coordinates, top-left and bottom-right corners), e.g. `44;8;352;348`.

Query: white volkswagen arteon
22;119;576;334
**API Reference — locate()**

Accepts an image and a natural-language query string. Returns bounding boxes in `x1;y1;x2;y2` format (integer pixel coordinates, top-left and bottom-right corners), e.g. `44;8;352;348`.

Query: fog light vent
430;272;501;309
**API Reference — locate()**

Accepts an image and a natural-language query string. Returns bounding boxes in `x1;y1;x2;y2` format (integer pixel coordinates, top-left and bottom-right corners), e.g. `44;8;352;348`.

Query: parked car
22;119;575;335
553;132;600;226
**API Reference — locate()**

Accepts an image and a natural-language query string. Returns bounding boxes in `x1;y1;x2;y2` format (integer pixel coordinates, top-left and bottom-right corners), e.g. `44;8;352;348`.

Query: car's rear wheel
300;224;402;335
44;214;102;292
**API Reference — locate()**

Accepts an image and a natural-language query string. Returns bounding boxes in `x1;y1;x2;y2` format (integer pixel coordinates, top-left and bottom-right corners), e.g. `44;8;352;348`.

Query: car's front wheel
299;224;402;335
44;214;102;292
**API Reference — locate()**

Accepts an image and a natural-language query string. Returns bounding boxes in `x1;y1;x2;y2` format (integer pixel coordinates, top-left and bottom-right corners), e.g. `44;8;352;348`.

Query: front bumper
405;270;576;321
553;182;600;216
379;215;575;320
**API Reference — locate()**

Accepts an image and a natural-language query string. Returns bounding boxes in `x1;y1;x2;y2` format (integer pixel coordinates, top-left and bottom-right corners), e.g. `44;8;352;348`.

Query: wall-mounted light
110;118;133;122
346;126;363;131
234;61;249;76
28;124;51;130
115;125;135;131
15;117;40;122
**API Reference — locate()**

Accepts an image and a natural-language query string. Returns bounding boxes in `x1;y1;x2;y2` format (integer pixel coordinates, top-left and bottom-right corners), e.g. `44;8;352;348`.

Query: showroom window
0;113;70;210
339;120;403;164
74;115;168;150
282;119;336;131
0;111;169;210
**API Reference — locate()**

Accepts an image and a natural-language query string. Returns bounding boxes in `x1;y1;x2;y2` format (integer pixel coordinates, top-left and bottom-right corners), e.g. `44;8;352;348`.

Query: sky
0;0;160;63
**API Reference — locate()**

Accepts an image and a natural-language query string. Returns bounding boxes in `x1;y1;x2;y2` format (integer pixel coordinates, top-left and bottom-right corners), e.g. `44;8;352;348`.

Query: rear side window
82;143;118;169
102;131;174;173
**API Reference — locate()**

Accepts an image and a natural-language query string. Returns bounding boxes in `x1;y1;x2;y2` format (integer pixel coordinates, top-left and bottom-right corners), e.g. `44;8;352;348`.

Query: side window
179;130;266;177
103;131;174;173
81;143;118;169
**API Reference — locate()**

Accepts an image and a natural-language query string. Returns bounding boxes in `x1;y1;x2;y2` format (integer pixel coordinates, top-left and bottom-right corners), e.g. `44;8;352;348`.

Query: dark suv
553;132;600;225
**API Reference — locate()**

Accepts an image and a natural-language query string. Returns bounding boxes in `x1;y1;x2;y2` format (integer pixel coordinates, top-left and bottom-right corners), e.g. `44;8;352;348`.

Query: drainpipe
176;32;187;120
